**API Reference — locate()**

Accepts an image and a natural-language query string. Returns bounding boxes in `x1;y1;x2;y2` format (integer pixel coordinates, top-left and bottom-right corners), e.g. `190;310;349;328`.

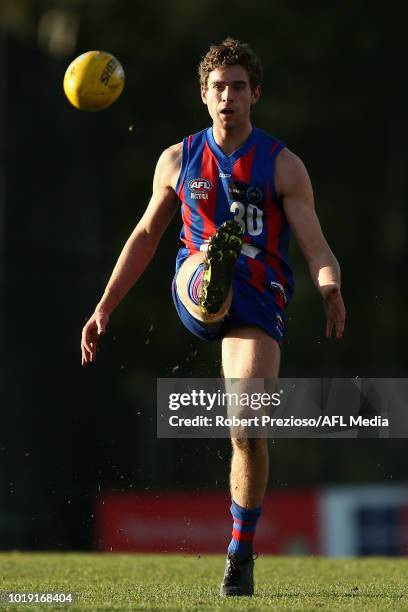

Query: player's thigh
175;252;205;308
222;326;280;378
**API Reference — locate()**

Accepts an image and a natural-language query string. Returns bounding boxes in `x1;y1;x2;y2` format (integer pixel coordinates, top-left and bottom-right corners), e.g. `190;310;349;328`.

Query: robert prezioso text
168;415;389;428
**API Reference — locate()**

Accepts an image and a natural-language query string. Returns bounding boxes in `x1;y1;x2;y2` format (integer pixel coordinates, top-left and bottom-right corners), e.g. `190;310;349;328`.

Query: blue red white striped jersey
175;126;295;308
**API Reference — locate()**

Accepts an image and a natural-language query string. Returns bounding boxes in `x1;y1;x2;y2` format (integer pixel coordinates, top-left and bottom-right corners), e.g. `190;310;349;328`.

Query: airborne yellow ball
63;50;125;111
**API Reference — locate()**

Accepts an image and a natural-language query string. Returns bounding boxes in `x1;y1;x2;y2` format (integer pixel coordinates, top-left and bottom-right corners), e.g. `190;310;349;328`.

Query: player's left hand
322;285;346;339
81;310;110;365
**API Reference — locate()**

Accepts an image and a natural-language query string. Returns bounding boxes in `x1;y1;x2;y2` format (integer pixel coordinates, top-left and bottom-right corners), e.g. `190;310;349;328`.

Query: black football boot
220;552;258;597
199;220;243;316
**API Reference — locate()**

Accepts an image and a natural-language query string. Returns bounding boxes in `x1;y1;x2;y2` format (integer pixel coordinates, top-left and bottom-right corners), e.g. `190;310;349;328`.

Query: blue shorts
172;257;288;345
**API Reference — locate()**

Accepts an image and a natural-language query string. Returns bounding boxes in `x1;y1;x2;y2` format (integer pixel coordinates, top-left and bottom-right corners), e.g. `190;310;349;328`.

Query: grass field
1;553;408;610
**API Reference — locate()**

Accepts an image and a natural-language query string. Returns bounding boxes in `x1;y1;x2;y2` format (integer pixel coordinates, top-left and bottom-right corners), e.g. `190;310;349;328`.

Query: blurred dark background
0;0;407;550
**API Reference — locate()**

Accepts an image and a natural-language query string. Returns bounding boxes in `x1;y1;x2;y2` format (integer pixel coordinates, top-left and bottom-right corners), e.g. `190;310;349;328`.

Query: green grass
1;553;408;610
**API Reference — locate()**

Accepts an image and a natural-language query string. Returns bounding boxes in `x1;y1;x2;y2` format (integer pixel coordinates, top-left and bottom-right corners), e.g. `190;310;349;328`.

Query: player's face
201;65;260;131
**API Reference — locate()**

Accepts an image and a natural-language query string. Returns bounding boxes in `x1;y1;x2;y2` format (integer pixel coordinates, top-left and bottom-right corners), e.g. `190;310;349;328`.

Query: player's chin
218;114;237;130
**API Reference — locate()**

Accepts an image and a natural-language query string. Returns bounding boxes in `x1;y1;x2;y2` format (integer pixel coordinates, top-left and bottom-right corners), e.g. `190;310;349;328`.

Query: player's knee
232;437;265;454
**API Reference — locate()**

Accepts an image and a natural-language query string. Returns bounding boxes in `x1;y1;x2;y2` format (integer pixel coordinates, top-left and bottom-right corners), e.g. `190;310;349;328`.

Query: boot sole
199;220;243;315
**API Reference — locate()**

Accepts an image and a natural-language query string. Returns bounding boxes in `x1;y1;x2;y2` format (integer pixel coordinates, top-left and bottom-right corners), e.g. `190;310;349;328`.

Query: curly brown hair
198;38;263;91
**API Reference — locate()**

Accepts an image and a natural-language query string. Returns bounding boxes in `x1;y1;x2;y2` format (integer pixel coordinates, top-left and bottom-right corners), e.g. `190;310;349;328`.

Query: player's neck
211;122;253;156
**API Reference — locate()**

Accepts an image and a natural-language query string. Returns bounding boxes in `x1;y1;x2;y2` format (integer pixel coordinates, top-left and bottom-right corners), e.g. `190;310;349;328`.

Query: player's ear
251;85;261;105
201;86;208;105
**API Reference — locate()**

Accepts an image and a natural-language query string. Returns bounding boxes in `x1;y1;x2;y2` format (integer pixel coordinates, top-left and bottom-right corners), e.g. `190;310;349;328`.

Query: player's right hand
322;285;346;340
81;310;110;366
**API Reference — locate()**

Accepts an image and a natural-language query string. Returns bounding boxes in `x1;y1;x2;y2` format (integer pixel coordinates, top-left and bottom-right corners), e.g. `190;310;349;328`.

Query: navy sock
227;499;262;558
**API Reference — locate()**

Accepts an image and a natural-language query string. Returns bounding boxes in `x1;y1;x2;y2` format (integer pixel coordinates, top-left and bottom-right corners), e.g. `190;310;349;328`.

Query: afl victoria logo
188;178;213;193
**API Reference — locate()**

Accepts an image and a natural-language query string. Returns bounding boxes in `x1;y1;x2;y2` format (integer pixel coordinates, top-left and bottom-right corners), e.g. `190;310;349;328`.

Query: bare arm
81;143;182;364
276;148;346;339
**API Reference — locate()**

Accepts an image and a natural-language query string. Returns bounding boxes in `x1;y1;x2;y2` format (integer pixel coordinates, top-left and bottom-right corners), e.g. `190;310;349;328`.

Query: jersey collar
206;126;256;169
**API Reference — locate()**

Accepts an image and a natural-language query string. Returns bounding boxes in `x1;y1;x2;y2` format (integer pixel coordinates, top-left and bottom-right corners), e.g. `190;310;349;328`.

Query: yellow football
63;50;125;111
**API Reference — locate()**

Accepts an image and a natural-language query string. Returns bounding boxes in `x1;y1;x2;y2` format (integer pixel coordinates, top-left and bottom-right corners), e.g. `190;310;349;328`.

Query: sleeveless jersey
175;126;295;308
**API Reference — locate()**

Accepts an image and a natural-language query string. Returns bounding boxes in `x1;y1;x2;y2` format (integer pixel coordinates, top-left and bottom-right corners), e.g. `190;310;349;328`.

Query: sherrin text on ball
63;50;125;111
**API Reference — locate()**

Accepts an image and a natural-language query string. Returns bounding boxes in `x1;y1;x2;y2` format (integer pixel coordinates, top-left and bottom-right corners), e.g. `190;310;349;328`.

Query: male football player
81;38;345;596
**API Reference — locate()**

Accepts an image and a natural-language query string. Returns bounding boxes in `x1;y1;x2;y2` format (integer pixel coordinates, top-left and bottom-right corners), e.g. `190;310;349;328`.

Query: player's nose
221;86;233;102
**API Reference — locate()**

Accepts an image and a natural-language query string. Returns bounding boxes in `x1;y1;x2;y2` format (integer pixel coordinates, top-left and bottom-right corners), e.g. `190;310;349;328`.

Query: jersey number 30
230;201;263;236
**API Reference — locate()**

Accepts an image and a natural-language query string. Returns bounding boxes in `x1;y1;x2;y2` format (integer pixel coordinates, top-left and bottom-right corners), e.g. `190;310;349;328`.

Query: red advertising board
96;490;319;554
